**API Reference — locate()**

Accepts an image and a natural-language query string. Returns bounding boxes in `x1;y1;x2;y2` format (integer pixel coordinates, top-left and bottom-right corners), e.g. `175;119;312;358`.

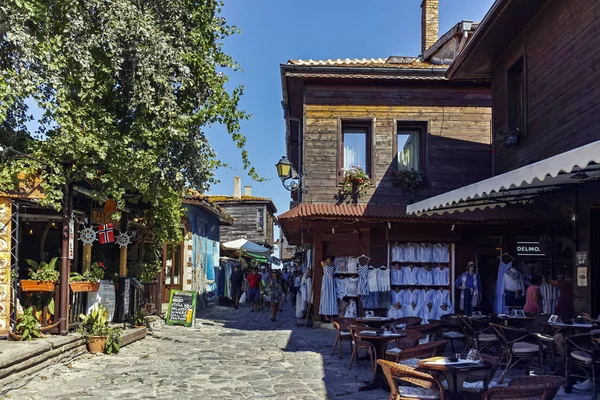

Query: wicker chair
489;323;545;383
565;332;600;398
348;325;376;374
396;340;449;368
385;330;424;361
458;316;498;353
530;314;558;372
408;322;441;342
378;359;447;400
331;317;356;358
482;375;564;400
438;314;468;353
393;316;423;329
461;354;500;395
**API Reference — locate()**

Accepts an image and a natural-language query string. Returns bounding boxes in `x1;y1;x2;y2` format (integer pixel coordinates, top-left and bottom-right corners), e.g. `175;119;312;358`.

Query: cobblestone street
2;304;384;400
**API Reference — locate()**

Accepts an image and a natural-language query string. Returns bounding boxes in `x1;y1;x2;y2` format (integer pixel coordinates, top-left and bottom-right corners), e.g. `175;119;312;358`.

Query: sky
206;0;496;241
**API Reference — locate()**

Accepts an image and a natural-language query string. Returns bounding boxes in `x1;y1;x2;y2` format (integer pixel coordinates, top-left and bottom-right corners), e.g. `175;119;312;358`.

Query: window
257;208;264;231
397;129;420;170
341;124;371;175
507;56;525;134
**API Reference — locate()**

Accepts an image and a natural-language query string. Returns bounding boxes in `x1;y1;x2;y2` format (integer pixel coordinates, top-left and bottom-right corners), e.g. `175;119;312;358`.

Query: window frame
338;120;373;184
393;121;428;179
506;55;526;135
256;207;265;232
163;241;184;287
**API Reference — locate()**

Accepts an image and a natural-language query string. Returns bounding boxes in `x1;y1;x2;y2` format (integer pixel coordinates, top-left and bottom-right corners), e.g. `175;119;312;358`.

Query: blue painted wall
184;205;221;294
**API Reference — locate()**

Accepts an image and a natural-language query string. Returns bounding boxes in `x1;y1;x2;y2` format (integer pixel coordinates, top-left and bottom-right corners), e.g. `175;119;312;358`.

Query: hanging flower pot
20;280;57;292
69;282;100;293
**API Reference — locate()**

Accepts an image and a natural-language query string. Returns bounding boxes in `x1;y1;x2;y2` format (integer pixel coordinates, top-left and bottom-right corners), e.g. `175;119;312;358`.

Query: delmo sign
516;241;545;257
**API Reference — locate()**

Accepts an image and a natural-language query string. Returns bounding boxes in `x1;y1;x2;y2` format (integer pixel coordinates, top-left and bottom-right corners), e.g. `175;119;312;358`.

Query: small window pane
397;131;420;170
343;128;367;172
257;209;264;231
165;245;173;285
173;245;181;285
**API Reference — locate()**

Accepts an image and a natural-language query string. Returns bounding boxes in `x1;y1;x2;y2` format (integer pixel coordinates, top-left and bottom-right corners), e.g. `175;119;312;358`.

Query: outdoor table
356;317;394;329
356;331;407;392
496;315;535;326
417;356;487;400
546;322;595;333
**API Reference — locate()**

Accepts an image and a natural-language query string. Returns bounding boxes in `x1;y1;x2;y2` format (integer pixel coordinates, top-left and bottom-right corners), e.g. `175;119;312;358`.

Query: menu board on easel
166;290;196;327
0;199;11;337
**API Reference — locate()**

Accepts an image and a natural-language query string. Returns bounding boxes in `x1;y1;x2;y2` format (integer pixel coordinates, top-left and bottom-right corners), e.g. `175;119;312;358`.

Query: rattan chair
396;340;449;368
438;314;468;353
331;317;356;358
458;316;499;353
393;316;423;329
378;359;447;400
348;325;376;375
565;332;600;398
408;322;441;342
461;354;500;395
385;330;423;361
489;323;545;383
482;375;564;400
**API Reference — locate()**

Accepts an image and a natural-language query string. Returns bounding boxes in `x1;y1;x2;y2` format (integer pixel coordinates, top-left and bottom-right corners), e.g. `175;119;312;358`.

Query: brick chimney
233;176;241;199
244;186;252;196
421;0;439;55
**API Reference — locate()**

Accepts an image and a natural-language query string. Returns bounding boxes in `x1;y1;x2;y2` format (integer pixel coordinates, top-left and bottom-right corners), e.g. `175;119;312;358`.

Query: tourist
282;268;290;302
291;271;302;307
229;264;244;310
523;275;542;314
455;261;481;316
267;271;284;321
246;268;262;312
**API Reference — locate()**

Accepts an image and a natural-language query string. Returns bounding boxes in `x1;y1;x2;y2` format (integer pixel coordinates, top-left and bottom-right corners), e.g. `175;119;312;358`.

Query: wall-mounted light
276;156;302;192
29;228;33;235
571;213;577;223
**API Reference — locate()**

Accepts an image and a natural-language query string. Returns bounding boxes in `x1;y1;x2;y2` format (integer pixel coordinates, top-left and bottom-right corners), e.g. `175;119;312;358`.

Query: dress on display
357;264;370;295
346;277;359;297
344;299;357;318
494;260;512;314
367;267;379;292
319;265;339;316
377;267;391;291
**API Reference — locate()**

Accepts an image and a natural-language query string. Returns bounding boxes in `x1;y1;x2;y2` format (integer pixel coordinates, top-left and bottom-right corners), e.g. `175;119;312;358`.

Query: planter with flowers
69;261;105;293
336;166;371;204
21;257;60;292
392;169;423;199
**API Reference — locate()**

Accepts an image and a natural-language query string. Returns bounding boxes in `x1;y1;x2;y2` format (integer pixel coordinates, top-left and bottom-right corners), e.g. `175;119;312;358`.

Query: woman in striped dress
319;258;338;319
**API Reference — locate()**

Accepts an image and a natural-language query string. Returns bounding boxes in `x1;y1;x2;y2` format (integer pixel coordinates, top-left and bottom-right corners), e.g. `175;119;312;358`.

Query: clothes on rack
335;277;347;300
391;243;403;263
417;267;433;286
433;265;450;286
367;267;379;292
391;264;403;285
391;242;450;263
388;304;404;319
377;267;391;291
357;264;370;295
319;264;338;316
504;266;525;308
402;265;419;285
344;299;357;318
346;277;359;297
346;257;359;273
540;280;560;315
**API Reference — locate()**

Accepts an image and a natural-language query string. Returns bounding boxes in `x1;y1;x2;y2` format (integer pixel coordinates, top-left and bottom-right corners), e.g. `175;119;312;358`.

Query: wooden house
278;0;551;321
208;177;277;249
407;0;600;315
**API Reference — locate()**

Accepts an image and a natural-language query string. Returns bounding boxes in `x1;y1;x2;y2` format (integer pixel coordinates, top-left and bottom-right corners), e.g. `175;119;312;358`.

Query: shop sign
68;216;74;260
516;241;545;257
0;199;11;337
91;208;119;226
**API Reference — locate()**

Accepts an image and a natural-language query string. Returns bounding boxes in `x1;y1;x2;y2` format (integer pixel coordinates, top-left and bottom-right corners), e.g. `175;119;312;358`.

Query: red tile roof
277;203;549;223
207;195;277;213
287;57;449;69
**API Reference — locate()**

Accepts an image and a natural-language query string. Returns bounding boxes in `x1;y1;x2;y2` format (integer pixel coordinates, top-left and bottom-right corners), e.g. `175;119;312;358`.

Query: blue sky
206;0;495;240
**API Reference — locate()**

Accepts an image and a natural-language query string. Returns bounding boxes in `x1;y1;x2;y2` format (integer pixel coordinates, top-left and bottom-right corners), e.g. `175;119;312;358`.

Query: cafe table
546;322;595;332
496;314;535;326
356;330;406;391
417;356;487;400
355;317;394;329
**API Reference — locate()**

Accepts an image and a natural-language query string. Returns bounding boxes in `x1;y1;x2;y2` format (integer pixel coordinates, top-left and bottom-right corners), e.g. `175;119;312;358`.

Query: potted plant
11;307;43;341
78;304;122;354
392;169;423;200
129;310;146;328
336;166;371;204
21;257;60;292
70;261;106;292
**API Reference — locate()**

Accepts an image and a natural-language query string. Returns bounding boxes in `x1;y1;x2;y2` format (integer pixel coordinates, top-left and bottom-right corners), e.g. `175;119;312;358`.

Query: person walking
455;261;481;316
282;268;290;302
267;271;284;321
523;275;542;314
229;265;244;310
246;268;262;312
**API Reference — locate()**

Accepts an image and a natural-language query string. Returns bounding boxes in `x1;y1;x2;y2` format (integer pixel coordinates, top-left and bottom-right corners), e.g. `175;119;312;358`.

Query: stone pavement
1;302;594;400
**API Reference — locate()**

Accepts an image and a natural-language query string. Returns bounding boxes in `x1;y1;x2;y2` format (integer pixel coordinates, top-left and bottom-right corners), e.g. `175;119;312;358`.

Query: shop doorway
476;248;500;315
162;242;184;300
591;208;600;316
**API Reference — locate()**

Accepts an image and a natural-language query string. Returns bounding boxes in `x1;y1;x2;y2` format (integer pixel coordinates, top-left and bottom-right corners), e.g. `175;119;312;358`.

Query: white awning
222;239;271;256
407;140;600;215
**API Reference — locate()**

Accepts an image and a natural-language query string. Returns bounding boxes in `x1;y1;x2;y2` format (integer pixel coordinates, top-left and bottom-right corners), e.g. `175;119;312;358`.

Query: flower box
69;282;100;293
20;280;57;292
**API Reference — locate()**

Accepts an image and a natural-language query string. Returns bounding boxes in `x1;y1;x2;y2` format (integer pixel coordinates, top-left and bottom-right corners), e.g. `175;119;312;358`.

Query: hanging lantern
104;199;117;215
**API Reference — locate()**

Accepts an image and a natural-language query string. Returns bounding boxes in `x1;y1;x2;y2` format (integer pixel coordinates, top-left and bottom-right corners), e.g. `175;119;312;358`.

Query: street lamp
275;156;301;192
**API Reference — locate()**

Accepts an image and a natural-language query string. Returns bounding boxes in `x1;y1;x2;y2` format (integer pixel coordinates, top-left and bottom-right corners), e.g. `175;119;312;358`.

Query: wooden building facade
408;0;600;316
279;1;551;321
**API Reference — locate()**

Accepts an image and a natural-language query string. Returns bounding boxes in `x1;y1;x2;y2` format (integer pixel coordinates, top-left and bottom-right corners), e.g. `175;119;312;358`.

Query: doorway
162;242;183;301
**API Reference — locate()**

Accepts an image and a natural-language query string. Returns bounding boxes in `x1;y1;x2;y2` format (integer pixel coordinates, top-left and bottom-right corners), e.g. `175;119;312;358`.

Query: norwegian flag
98;224;115;244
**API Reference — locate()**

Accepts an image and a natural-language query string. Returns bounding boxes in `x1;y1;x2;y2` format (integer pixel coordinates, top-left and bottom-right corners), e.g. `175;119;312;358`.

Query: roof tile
287;57;449;69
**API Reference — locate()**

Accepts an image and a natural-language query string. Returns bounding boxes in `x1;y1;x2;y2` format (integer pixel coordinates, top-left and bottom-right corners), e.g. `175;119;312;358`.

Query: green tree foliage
0;0;258;241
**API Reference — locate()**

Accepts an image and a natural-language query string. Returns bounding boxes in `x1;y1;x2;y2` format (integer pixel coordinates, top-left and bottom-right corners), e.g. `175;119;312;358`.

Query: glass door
163;242;183;300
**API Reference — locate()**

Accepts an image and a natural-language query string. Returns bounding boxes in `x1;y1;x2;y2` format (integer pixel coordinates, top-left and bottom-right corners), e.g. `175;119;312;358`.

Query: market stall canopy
406;140;600;215
222;238;271;256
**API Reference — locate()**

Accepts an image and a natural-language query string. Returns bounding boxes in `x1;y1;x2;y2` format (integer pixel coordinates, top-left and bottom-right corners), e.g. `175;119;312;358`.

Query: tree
0;0;258;241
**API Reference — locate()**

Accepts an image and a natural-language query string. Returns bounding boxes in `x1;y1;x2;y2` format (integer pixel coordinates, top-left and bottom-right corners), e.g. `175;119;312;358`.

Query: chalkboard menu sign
166;290;197;327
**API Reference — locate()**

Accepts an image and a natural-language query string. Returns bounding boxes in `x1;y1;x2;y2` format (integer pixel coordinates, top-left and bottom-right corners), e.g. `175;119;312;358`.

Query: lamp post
275;156;302;193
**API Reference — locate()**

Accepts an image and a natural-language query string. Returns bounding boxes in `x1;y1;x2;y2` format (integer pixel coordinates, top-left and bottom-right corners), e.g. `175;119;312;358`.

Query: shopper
229;265;244;310
523;275;542;314
267;271;284;321
246;268;262;312
291;271;302;307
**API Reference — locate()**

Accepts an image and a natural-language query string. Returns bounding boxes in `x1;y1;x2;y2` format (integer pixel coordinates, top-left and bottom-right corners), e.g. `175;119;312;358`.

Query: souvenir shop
277;203;555;323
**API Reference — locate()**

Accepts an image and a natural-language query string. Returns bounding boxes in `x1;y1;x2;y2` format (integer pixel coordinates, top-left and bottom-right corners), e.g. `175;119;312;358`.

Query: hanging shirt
422;289;436;307
432;243;449;263
388;306;404;319
437;289;452;308
418;243;433;263
433;304;454;320
540;282;560;315
433;266;450;286
391;265;403;285
417;267;433;286
404;304;422;318
402;266;418;285
504;267;525;292
420;306;432;324
391;289;403;306
404;243;417;262
392;243;404;262
403;288;423;307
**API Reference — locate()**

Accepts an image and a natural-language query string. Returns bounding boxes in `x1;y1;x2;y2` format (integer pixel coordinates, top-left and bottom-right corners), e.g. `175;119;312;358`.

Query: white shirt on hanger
391;266;403;285
402;266;418;285
418;243;433;263
422;289;436;307
388;306;404;319
404;304;422;318
436;289;452;308
433;266;450;286
404;243;417;262
417;267;433;286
